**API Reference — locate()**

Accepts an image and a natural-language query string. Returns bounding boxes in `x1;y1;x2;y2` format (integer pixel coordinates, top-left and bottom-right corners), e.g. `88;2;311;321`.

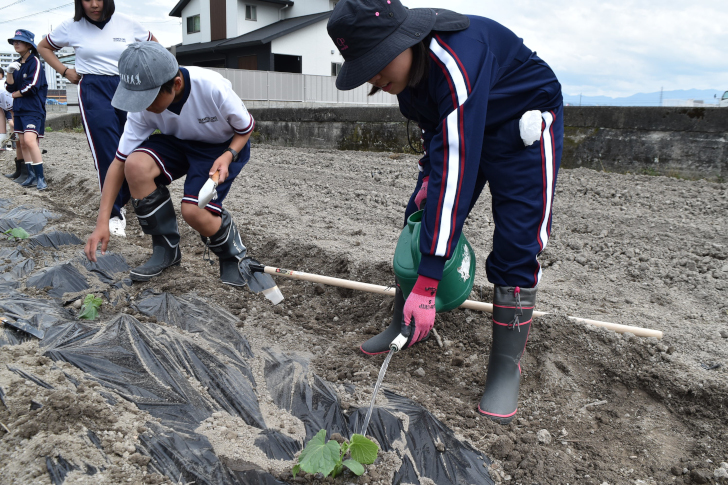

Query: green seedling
78;294;103;321
292;429;378;479
4;228;29;240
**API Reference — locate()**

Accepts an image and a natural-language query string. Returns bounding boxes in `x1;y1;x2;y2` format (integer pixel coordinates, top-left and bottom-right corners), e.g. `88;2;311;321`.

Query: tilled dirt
1;131;727;485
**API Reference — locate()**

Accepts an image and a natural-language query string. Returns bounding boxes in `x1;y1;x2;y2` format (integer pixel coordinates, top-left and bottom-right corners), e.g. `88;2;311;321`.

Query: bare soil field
0;131;727;485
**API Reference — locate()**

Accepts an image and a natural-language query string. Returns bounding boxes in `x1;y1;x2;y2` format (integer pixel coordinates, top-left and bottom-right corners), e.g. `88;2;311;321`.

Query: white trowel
198;172;220;208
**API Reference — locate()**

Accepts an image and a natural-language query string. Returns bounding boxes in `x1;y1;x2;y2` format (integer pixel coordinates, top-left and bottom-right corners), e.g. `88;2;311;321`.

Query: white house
169;0;344;76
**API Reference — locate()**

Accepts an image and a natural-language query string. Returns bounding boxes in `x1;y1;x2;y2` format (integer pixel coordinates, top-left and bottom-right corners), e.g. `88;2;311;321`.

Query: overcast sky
2;0;726;97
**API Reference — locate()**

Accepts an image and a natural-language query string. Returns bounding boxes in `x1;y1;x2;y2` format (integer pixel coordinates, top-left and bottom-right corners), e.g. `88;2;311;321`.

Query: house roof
170;0;294;18
174;10;332;55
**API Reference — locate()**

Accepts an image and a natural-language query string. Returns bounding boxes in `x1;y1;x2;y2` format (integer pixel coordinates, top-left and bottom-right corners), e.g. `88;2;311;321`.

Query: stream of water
359;348;396;436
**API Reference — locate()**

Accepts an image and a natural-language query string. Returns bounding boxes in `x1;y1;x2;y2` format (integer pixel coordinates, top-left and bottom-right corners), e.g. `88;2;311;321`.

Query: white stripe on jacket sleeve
430;37;469;257
20;57;41;94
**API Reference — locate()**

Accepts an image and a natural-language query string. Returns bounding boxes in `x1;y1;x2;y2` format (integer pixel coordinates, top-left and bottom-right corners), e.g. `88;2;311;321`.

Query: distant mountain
563;89;725;107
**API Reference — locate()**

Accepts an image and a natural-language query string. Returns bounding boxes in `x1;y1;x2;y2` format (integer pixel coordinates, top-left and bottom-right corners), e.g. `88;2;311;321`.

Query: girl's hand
64;68;81;84
11;92;21;99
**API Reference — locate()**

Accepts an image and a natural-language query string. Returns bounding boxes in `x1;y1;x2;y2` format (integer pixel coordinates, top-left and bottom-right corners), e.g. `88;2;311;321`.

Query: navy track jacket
6;55;48;114
397;16;563;280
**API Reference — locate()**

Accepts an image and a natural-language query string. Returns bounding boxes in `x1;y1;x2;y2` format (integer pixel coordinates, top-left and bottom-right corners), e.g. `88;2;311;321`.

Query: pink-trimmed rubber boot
478;285;537;424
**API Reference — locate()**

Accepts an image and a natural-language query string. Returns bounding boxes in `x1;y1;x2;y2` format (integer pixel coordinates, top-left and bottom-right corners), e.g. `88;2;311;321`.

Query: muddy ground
0;130;727;485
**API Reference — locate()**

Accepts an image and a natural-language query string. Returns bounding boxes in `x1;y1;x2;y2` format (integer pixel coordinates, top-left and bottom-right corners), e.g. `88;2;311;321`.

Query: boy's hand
85;224;111;262
209;152;233;183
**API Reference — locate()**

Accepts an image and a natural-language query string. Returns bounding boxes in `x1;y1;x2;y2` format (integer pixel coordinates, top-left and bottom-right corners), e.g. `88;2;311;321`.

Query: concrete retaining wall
44;106;728;181
249;106;727;181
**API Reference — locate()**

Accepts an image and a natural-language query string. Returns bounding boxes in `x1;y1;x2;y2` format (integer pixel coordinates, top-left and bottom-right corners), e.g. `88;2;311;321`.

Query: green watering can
392;210;476;312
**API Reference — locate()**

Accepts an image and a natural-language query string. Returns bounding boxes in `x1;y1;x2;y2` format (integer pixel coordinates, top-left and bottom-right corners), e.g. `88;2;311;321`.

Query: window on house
245;5;257;21
331;62;342;76
187;15;200;33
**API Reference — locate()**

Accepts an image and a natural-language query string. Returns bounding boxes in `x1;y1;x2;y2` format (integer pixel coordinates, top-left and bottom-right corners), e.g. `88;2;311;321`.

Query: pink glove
402;275;438;347
414;176;429;210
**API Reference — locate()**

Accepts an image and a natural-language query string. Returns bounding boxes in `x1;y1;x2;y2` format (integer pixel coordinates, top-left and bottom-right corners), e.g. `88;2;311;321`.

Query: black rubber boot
12;160;28;184
202;209;247;286
20;163;37;187
360;279;413;355
129;185;181;282
34;164;47;191
478;285;537;424
4;158;22;179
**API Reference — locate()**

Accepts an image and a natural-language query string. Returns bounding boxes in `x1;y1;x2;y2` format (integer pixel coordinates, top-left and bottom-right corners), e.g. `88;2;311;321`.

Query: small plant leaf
291;464;300;478
78;294;103;321
349;434;378;465
297;429;340;477
343;459;366;476
4;227;29;240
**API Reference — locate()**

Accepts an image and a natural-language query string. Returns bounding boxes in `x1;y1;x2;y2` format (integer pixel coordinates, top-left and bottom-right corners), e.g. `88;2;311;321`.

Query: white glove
6;62;21;74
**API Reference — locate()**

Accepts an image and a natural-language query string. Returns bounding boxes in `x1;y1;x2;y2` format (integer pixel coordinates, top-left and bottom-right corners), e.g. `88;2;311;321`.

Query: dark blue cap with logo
327;0;469;90
8;29;36;49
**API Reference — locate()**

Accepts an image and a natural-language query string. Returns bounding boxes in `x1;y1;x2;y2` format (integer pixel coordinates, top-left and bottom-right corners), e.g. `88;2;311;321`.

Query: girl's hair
368;39;430;96
0;67;4;77
74;0;115;22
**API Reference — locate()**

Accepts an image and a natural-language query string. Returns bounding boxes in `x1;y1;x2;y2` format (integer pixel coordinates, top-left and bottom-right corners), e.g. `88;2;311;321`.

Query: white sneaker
109;209;126;237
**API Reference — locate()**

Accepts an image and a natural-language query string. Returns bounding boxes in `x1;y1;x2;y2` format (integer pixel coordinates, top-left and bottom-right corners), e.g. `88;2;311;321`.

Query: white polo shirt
115;67;255;161
46;13;152;76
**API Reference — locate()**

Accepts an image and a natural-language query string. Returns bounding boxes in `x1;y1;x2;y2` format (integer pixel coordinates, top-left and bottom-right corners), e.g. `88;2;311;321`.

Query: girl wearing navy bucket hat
5;29;48;190
328;0;564;424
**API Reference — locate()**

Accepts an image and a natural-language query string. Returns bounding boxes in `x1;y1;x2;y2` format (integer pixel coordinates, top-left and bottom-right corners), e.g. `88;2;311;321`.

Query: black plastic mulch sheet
27;232;84;250
80;252;130;284
26;263;90;298
134;291;252;357
41;312;288;484
0;290;74;341
0;206;58;235
24;287;492;485
138;422;287;485
43;313;264;432
263;350;494;485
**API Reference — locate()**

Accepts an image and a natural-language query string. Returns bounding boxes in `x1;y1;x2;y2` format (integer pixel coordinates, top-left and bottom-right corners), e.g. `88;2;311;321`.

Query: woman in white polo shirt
38;0;156;237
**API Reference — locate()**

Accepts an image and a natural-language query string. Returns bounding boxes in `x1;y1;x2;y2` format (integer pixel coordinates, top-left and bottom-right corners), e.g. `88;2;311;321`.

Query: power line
0;0;30;12
0;2;72;25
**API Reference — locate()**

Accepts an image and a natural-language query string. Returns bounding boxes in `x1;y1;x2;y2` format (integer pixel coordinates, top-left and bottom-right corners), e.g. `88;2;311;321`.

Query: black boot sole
129;258;181;282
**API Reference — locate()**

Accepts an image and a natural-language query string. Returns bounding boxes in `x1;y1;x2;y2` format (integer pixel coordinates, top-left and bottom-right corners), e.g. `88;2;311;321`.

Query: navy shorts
131;133;250;215
14;112;45;139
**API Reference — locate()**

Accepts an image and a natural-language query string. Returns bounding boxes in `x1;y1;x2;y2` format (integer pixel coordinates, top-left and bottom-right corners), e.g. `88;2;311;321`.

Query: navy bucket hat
8;29;36;49
327;0;469;90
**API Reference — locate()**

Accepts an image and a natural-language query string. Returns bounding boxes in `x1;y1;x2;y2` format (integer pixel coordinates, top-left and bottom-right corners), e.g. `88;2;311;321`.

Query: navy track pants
79;74;130;220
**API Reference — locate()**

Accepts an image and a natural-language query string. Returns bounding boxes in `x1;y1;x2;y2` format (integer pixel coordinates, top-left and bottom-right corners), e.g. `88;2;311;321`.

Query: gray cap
112;41;179;112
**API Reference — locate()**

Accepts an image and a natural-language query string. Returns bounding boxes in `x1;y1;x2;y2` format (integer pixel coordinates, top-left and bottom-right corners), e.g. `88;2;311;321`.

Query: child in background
39;0;157;235
0;67;14;152
5;29;48;190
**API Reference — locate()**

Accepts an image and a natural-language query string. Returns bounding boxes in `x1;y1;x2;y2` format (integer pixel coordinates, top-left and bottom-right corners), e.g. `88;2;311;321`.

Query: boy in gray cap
84;41;256;285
